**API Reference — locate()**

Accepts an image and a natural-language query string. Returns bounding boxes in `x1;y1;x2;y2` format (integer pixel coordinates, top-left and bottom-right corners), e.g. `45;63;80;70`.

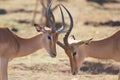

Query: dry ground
0;0;120;80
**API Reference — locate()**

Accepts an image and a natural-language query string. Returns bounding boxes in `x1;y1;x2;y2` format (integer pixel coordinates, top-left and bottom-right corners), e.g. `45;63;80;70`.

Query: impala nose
72;69;78;75
51;53;56;58
72;72;76;75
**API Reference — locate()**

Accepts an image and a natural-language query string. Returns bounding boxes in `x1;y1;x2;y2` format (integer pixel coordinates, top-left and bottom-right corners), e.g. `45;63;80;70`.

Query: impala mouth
72;68;79;75
72;71;78;75
50;53;56;58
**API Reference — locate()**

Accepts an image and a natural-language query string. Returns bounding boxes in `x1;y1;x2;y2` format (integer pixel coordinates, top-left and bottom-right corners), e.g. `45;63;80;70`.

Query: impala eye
73;52;76;56
48;36;51;40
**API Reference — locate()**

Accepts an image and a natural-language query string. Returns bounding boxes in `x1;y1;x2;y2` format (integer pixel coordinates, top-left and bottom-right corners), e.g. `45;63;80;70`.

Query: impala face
34;24;59;57
71;46;85;75
33;2;67;57
44;30;58;57
68;36;81;75
68;35;92;75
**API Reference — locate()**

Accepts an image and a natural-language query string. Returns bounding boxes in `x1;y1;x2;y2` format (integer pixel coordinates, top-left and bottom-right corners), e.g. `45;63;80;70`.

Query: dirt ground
0;0;120;80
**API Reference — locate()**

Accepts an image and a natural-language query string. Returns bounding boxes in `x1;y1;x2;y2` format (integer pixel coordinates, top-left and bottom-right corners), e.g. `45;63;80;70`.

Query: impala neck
16;33;44;57
83;40;113;59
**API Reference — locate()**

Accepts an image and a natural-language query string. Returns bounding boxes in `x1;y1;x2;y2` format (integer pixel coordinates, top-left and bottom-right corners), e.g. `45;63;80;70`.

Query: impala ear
69;35;76;40
78;38;93;45
34;23;45;32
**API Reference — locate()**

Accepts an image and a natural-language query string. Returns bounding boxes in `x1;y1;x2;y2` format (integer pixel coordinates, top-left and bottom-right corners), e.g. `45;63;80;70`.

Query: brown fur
68;30;120;80
0;27;59;80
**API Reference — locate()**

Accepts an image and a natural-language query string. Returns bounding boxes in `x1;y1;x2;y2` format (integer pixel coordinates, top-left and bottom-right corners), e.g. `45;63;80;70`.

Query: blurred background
0;0;120;80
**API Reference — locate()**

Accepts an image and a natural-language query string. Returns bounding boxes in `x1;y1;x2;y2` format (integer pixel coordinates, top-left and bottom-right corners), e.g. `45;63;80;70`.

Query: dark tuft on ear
33;23;38;26
84;38;93;45
33;23;41;32
85;42;89;45
70;35;76;40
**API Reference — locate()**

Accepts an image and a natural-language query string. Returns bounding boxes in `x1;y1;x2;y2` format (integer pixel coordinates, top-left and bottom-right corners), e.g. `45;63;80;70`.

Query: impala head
68;35;93;75
33;24;58;57
33;2;70;58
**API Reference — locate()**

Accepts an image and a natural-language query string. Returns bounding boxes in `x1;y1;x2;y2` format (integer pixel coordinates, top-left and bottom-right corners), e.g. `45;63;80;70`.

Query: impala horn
47;1;56;31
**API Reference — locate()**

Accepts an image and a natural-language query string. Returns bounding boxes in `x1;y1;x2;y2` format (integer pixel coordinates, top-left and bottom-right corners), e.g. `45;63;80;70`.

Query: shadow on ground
84;20;120;27
13;21;69;32
0;9;7;15
10;9;36;14
0;8;37;15
80;61;119;74
14;20;31;24
11;61;119;75
86;0;120;6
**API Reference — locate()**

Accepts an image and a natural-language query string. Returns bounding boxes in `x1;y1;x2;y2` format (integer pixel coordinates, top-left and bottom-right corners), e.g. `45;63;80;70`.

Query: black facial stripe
73;52;76;56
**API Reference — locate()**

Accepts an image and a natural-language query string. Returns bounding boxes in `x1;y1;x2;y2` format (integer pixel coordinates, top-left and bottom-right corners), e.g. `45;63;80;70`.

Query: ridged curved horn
47;0;56;30
56;5;65;33
57;4;74;76
60;4;74;46
60;4;73;37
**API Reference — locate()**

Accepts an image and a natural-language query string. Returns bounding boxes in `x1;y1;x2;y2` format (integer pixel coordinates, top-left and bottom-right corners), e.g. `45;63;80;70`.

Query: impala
58;29;120;79
68;30;120;74
32;0;57;27
57;5;120;80
0;3;72;80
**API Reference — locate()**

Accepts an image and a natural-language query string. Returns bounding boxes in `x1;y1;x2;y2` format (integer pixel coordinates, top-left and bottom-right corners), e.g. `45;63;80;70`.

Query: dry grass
0;0;120;80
